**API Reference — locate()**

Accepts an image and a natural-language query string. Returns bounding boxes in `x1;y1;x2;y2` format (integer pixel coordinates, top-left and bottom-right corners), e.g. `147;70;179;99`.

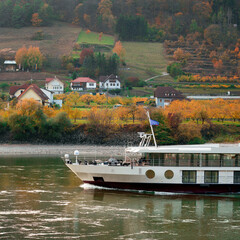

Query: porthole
165;170;174;179
146;169;155;179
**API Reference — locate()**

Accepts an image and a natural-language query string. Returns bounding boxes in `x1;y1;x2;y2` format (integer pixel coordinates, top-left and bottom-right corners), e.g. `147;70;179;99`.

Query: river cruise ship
65;142;240;194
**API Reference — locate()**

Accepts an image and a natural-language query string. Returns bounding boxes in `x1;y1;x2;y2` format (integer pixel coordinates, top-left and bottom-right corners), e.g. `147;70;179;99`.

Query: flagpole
146;111;157;148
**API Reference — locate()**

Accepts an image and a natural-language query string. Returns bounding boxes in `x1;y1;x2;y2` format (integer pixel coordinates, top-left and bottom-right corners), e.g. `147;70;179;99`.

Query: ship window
234;172;240;183
204;171;218;183
165;170;174;179
93;177;104;182
179;154;199;167
182;171;196;183
146;170;155;179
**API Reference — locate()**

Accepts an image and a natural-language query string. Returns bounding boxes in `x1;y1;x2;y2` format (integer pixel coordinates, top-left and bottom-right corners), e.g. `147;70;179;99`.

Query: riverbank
0;144;126;157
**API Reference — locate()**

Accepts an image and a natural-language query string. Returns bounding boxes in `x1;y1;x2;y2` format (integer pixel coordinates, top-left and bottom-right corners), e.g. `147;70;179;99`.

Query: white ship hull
66;164;240;194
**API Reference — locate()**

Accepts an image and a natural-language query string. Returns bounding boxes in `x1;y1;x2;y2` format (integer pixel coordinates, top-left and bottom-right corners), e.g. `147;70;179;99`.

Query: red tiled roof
18;84;49;101
9;84;29;95
46;78;54;83
154;86;185;99
72;77;96;83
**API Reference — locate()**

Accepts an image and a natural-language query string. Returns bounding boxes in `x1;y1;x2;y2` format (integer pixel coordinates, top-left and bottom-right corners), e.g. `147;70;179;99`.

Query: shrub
0;117;8;134
40;112;72;142
167;62;184;78
8;113;36;140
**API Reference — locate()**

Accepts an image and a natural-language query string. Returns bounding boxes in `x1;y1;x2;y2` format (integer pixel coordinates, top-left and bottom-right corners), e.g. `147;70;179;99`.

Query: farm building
4;60;17;71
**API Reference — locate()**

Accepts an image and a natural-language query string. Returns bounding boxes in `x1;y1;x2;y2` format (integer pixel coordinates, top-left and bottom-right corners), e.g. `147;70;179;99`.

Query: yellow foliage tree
65;92;80;107
27;46;43;70
16;99;42;116
69;108;82;123
80;94;94;105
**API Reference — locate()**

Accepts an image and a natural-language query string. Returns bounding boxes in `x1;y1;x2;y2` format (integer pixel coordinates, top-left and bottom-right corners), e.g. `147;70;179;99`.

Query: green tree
12;4;26;28
150;110;176;145
8;113;36;140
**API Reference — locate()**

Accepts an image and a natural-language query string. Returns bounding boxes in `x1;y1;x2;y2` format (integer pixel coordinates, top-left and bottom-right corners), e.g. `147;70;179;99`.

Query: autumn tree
98;0;115;30
65;92;80;107
79;48;94;65
31;13;42;27
27;46;43;70
173;48;191;63
112;41;126;62
204;24;222;46
15;46;28;69
99;32;103;41
16;99;42;117
114;107;129;121
69;108;82;123
213;59;223;73
192;1;212;27
80;94;94;105
176;121;202;144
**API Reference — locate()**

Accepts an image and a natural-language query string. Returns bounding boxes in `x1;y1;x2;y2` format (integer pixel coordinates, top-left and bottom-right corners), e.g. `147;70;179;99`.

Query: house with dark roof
9;84;29;98
154;86;185;108
17;84;50;106
71;77;96;91
45;76;64;94
99;74;121;90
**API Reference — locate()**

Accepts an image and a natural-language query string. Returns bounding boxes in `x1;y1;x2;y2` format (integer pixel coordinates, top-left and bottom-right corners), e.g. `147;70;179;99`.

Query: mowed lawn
122;42;173;82
77;31;114;46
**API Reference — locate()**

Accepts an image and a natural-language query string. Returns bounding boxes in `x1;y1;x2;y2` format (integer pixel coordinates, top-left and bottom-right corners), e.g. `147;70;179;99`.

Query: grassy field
0;22;81;58
121;41;174;83
77;31;114;46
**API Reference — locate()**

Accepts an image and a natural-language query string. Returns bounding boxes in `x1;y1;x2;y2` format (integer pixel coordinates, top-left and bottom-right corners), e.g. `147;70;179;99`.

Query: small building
99;74;121;89
9;84;29;98
4;60;17;71
154;86;185;108
17;84;50;106
45;76;64;94
71;77;96;91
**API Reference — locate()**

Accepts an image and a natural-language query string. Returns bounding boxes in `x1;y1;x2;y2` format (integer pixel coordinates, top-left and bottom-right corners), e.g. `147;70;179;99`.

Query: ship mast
146;111;157;148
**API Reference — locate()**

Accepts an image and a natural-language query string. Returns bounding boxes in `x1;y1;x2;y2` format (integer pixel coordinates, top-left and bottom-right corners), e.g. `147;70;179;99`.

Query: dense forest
1;0;240;36
1;0;240;78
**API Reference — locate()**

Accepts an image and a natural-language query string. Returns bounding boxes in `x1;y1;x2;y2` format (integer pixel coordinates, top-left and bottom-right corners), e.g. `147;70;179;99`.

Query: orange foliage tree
31;13;42;27
15;46;28;69
165;99;240;123
173;48;191;62
112;40;126;62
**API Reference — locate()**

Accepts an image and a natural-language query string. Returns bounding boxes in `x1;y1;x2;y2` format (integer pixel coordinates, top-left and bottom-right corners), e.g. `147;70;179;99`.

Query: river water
1;156;240;240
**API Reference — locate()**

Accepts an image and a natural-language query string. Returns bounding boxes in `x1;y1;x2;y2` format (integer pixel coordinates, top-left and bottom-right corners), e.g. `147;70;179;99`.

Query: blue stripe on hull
84;181;240;194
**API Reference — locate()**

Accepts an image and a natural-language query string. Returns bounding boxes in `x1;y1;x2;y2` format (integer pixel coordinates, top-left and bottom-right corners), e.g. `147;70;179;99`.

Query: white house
71;77;96;91
45;76;64;94
99;74;121;89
